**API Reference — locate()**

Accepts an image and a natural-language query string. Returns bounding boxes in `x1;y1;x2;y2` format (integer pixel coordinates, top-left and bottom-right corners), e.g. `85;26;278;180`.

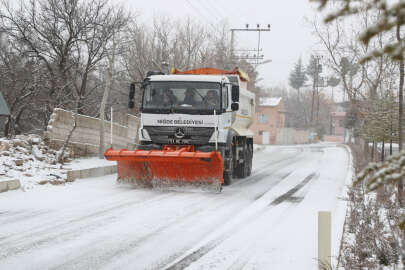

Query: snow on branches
312;0;405;62
356;151;405;229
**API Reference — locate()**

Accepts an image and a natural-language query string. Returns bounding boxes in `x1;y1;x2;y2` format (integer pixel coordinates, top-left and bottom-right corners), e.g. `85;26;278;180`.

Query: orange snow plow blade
104;146;223;191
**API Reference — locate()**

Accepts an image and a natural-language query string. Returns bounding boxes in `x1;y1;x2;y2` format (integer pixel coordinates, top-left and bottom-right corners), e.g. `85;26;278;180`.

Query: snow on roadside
65;157;115;170
0;135;113;191
332;145;354;268
253;144;265;152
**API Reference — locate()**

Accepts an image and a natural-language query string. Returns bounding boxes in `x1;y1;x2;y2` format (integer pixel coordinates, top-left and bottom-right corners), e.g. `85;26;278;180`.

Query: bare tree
0;0;131;120
396;24;404;205
99;34;116;158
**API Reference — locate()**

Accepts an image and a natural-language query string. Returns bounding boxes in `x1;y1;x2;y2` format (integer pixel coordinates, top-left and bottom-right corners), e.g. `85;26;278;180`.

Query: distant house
323;111;346;143
331;111;346;136
0;92;10;137
251;97;285;144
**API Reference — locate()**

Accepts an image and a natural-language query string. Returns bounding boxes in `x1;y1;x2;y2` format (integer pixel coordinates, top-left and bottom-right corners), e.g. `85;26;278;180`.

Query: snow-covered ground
64;157;115;170
0;144;352;270
0;135;115;189
0;135;71;189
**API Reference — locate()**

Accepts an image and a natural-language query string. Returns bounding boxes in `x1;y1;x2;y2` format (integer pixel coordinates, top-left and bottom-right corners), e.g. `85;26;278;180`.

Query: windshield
142;81;221;114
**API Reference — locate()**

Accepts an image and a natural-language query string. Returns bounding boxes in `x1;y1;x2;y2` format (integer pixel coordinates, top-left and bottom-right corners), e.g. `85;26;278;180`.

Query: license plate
169;139;191;144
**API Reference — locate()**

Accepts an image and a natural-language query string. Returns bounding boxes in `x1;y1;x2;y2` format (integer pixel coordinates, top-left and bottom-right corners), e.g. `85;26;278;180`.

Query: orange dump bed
171;67;250;82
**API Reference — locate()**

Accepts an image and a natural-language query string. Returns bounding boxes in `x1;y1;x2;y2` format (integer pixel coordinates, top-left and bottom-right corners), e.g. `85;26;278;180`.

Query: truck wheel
237;160;248;178
234;161;242;178
243;155;249;178
223;144;233;186
235;142;248;179
247;144;253;176
223;171;232;186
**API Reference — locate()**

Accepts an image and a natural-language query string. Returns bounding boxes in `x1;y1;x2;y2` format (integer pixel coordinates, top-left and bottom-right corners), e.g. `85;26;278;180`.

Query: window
339;120;344;127
258;113;268;124
142;81;222;113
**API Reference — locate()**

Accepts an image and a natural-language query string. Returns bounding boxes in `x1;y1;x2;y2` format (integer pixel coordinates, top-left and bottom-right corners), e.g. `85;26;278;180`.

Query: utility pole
99;35;116;158
230;24;271;67
310;55;322;125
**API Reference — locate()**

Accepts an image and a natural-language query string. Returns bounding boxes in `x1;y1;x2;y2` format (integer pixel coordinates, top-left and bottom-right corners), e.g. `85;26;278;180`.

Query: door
262;131;270;144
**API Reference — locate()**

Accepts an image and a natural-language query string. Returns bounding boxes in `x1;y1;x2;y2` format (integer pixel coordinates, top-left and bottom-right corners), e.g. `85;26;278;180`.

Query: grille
144;126;214;145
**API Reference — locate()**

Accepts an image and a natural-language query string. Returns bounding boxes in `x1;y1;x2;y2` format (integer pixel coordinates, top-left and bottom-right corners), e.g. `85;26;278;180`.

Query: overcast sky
114;0;319;88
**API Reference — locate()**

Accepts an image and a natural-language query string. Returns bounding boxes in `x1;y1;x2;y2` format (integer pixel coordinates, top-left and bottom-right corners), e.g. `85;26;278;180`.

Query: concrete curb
67;165;117;182
0;179;21;193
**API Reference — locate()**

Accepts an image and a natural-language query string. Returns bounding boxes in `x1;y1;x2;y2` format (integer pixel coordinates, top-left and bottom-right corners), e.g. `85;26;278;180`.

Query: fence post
318;211;331;269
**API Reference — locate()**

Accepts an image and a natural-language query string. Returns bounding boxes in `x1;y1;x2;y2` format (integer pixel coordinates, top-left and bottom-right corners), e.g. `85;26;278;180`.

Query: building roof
259;97;282;107
0;92;10;116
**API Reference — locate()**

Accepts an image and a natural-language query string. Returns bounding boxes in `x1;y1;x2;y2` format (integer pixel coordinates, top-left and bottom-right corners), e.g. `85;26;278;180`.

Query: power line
201;0;225;22
212;0;248;25
185;0;221;35
195;0;222;24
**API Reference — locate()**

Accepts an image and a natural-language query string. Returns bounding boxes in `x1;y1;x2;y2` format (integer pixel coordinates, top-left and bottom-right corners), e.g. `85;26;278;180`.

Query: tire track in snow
163;172;318;270
50;200;207;270
0;210;51;225
0;187;146;240
230;148;304;188
252;171;293;201
0;192;165;243
0;192;175;259
269;172;317;206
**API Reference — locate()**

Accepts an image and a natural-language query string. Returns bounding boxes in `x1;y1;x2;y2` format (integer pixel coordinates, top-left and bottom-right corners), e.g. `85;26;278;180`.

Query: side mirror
128;83;136;109
231;85;239;102
231;102;239;111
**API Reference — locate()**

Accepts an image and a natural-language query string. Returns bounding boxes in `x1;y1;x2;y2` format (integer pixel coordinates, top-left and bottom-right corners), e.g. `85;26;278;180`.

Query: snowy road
0;144;351;270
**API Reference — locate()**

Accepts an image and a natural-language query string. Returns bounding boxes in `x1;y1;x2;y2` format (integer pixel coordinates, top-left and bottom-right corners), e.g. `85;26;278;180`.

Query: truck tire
236;159;248;178
235;141;249;179
223;171;232;186
222;142;233;186
247;144;253;176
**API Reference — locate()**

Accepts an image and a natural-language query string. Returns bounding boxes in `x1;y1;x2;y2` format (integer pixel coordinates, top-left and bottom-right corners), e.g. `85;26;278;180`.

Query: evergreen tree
306;55;322;123
288;58;307;100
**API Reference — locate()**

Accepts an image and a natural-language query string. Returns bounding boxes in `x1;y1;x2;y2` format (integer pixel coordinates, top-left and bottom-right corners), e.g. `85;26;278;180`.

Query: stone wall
323;135;345;143
276;128;311;145
44;108;139;157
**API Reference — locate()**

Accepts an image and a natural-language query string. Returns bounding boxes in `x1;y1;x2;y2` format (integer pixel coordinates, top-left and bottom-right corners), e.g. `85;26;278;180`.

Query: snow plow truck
104;67;255;191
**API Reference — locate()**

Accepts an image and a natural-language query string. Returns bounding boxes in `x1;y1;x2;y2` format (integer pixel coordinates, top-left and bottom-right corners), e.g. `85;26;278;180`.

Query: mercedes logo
174;128;185;139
